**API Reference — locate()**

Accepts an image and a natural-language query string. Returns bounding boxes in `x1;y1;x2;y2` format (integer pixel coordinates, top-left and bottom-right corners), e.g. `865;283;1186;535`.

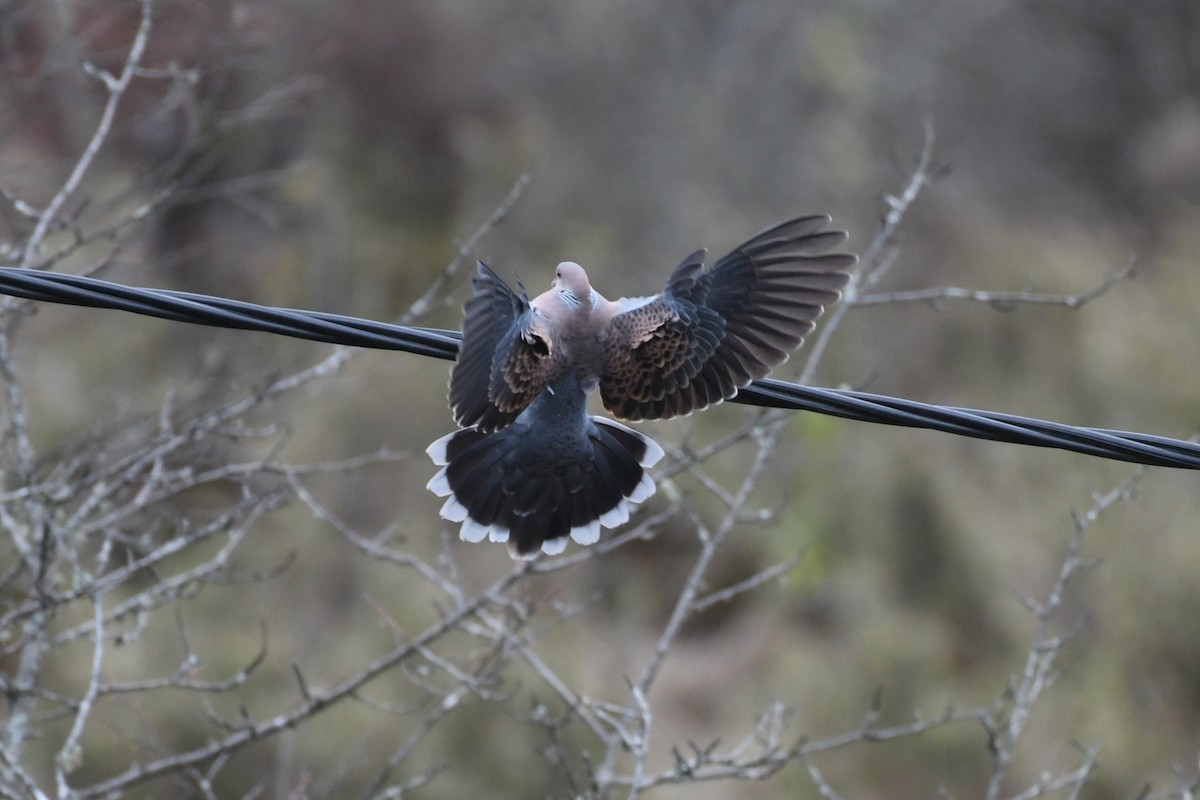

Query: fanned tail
426;417;665;557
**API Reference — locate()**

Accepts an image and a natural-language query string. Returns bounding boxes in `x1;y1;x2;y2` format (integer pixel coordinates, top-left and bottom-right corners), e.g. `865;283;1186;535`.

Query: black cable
741;381;1196;469
1;265;1198;470
0;267;459;359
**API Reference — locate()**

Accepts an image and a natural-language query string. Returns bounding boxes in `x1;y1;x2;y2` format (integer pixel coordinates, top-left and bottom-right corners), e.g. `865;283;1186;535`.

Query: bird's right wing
600;215;855;420
449;262;557;433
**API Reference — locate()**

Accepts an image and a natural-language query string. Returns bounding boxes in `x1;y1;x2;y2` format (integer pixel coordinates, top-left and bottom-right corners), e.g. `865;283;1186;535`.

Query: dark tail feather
426;418;665;558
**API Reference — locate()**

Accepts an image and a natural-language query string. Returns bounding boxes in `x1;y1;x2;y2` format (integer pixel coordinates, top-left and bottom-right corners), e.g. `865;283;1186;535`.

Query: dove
426;215;856;557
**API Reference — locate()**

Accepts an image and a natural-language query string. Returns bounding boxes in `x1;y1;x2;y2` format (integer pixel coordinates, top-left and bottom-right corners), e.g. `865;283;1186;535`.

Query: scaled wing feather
599;215;854;420
449;262;557;432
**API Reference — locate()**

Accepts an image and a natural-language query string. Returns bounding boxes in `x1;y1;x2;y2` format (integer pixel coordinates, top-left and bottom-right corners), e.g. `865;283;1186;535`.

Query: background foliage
1;1;1198;798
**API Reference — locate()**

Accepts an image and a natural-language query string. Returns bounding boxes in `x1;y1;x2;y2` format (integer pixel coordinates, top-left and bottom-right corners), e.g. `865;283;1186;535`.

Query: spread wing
599;215;855;420
449;262;557;433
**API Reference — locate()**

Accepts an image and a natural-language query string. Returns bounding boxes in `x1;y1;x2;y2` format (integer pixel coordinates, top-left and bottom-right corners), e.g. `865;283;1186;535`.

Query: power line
1;265;1197;470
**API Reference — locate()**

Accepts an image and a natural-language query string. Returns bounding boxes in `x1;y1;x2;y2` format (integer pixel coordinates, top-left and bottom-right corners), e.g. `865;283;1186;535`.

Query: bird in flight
427;215;856;557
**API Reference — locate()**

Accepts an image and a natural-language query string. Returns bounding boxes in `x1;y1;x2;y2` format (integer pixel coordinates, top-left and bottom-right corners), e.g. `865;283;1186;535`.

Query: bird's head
551;262;592;308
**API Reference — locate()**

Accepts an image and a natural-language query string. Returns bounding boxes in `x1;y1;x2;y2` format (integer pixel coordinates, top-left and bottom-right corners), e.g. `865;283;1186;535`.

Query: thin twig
54;588;106;792
983;470;1140;800
800;117;938;385
854;258;1135;310
400;174;531;324
18;0;154;271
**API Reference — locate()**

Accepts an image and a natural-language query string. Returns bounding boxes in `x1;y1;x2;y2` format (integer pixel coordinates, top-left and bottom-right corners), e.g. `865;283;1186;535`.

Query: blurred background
2;0;1199;797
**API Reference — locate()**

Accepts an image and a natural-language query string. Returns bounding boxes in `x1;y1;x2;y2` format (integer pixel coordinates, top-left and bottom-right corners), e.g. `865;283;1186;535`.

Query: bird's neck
552;288;611;327
552;292;616;386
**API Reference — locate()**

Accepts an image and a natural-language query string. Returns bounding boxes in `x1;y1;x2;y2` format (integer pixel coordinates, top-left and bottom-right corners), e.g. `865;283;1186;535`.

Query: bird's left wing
600;215;855;420
449;262;557;433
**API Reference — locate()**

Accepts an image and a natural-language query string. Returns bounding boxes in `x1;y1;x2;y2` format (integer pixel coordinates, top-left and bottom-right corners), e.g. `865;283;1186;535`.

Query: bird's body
527;263;616;387
428;215;856;557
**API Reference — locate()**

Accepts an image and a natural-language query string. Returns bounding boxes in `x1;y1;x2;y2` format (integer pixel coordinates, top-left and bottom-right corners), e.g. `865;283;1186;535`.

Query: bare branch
70;563;532;798
983;470;1141;800
854;258;1136;311
691;548;806;612
400;174;532;324
799;117;939;385
18;0;154;271
54;588;106;791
